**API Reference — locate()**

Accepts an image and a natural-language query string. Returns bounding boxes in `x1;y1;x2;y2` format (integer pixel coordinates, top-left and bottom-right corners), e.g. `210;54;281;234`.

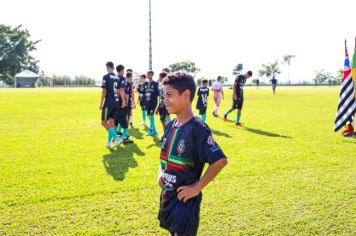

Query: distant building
14;70;40;88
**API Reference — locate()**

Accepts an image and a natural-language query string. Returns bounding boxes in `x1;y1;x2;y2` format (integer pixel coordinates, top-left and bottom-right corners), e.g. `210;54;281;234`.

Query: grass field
0;86;355;235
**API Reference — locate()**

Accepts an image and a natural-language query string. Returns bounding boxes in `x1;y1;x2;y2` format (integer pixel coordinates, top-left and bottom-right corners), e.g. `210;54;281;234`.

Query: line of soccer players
100;61;253;148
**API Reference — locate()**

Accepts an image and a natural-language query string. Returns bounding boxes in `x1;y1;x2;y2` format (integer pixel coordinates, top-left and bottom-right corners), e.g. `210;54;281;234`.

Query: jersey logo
177;139;185;155
207;135;216;146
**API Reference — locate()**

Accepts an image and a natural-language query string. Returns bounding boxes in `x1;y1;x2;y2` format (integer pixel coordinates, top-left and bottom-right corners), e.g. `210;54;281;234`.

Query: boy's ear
183;89;191;100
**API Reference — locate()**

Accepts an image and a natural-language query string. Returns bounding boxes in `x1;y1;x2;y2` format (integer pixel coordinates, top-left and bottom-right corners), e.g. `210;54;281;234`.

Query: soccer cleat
235;122;243;127
147;129;157;136
105;142;111;149
123;138;134;144
112;139;123;148
223;114;227;121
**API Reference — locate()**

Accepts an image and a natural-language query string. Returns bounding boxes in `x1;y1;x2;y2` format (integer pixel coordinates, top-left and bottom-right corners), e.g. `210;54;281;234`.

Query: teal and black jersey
101;73;119;108
124;81;132;108
196;87;209;109
234;75;246;99
145;81;159;104
158;117;226;235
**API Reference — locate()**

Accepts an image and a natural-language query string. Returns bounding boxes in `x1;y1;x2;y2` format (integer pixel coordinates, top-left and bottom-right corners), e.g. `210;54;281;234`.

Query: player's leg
214;93;221;116
224;100;237;121
108;112;123;148
235;100;243;126
140;101;147;125
147;102;157;136
120;108;133;143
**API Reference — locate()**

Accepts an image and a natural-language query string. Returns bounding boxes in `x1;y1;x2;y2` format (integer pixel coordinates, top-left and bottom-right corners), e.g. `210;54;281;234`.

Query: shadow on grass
102;143;145;181
146;135;161;149
128;126;145;140
211;128;232;138
243;127;292;139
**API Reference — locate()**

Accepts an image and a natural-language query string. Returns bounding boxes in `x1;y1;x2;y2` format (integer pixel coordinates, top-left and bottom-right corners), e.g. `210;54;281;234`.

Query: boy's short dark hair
140;74;147;79
159;72;167;79
217;76;222;81
147;70;154;75
126;72;133;78
163;72;196;102
162;68;170;73
126;69;133;73
116;65;125;73
247;71;253;77
202;79;208;84
106;61;114;68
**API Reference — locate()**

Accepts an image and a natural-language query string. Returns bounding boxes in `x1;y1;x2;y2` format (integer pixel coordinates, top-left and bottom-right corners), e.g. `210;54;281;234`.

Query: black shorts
233;98;244;110
114;107;128;128
159;190;201;236
147;100;158;116
140;100;147;110
159;107;169;121
197;106;207;115
101;106;118;121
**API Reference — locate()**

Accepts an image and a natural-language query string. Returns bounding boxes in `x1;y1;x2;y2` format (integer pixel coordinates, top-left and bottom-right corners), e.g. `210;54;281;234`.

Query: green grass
0;86;355;235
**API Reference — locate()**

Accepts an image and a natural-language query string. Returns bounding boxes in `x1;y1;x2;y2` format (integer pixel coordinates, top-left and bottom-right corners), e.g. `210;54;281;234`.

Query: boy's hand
158;174;166;187
233;94;237;100
155;109;159;115
177;183;201;203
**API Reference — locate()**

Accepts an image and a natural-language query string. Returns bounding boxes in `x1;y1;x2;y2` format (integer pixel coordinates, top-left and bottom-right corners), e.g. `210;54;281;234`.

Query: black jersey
234;75;246;99
145;80;159;104
196;87;209;109
117;75;126;106
124;81;132;107
101;73;119;108
137;83;148;102
158;117;226;235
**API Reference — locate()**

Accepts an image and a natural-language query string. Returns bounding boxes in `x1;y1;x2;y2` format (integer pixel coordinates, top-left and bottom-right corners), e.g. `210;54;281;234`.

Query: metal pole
149;0;152;70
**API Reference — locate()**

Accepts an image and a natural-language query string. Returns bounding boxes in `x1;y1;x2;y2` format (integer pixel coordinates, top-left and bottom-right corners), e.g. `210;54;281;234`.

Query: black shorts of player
197;106;207;115
158;107;169;121
140;100;147;110
147;100;158;116
101;106;118;121
126;106;131;119
114;107;128;128
233;98;244;110
159;191;201;236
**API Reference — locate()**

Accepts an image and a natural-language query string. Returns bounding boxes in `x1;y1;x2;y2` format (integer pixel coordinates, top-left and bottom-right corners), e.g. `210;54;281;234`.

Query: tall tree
258;60;281;79
282;54;295;85
232;63;243;76
168;61;200;76
0;24;40;85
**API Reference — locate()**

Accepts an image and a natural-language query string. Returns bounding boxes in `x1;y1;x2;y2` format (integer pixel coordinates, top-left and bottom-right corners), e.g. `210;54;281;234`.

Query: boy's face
127;76;132;82
147;73;153;80
163;85;190;115
107;67;114;73
118;69;124;76
202;82;208;88
140;77;145;83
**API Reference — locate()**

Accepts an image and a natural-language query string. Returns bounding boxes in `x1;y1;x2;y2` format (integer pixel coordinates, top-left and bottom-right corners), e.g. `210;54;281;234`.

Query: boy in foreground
196;79;209;122
158;72;228;236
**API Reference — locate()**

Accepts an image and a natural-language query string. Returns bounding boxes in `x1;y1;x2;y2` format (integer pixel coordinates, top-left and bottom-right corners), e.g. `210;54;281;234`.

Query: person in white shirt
211;76;224;117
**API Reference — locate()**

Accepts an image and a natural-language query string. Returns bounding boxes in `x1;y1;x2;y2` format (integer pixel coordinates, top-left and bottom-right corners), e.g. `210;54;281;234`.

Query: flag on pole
334;41;356;132
352;37;356;103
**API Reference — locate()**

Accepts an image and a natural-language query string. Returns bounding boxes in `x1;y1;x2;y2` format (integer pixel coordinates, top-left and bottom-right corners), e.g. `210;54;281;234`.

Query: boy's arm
100;89;106;110
233;80;237;100
177;158;227;203
120;88;127;107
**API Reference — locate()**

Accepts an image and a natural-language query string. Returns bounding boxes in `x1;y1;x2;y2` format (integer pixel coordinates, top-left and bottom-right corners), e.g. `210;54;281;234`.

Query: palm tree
283;54;295;85
258;60;281;80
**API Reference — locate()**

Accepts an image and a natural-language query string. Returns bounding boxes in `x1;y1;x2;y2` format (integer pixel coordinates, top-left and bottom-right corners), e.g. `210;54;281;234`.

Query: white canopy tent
14;70;40;88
